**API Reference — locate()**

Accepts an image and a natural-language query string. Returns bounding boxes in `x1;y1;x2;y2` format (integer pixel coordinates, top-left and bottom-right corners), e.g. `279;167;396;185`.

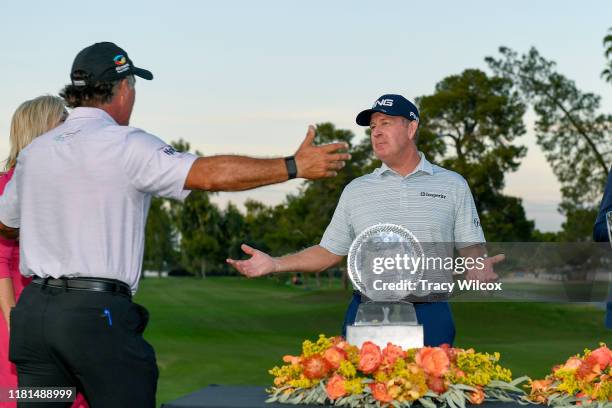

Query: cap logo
373;99;394;108
113;55;127;66
409;112;418;120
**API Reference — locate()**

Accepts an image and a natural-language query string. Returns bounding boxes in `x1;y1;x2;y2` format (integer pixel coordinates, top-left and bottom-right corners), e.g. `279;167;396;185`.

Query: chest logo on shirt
420;191;447;199
473;218;481;228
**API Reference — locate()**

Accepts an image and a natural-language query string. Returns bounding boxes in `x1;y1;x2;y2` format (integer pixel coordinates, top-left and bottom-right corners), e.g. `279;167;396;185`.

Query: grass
132;276;610;407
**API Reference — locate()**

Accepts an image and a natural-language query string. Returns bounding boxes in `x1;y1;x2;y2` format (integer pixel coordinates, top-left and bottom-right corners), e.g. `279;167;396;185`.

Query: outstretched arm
184;126;350;192
227;244;343;278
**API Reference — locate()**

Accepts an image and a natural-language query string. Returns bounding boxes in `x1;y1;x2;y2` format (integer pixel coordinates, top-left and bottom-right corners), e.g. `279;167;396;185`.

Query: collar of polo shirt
65;107;117;124
375;152;434;178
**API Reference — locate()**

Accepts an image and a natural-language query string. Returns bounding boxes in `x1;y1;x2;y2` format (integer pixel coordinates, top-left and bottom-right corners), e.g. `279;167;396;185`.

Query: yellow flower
453;350;512;386
344;378;365;395
302;334;333;357
337;360;357;379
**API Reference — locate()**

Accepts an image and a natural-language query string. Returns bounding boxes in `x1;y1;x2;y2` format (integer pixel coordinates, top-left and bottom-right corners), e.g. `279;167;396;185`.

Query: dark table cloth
161;385;526;408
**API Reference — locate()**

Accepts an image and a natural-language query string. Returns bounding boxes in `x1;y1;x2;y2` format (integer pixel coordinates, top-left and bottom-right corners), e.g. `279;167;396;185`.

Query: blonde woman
0;96;87;408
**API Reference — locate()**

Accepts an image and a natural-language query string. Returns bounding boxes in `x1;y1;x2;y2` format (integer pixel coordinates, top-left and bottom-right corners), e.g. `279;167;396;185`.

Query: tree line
143;38;612;278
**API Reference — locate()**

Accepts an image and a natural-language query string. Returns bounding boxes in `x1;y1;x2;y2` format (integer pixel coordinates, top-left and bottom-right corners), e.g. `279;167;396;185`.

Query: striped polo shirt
320;152;485;257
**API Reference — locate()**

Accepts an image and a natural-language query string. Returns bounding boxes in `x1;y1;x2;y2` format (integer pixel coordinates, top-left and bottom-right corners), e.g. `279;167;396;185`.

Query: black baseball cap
70;42;153;86
356;94;419;126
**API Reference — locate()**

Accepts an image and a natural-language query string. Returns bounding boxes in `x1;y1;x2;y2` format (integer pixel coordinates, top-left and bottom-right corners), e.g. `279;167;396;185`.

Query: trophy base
346;324;424;349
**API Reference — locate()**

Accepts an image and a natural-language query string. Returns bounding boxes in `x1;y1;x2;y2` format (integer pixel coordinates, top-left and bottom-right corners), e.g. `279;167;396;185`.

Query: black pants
9;283;158;408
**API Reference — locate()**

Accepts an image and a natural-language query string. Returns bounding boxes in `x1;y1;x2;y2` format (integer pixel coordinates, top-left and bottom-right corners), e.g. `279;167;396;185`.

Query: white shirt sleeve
122;130;198;201
0;168;21;228
319;187;355;256
453;178;485;248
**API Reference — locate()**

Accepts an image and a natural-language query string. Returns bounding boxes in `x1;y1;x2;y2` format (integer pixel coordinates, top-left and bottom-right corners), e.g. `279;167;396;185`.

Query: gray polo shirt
320;152;485;257
0;108;197;293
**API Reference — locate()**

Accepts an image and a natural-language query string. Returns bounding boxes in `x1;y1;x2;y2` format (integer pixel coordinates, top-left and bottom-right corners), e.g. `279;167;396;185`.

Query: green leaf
510;376;531;387
451;384;477;392
445;393;459;408
487;380;524;393
448;389;466;408
418;398;437;408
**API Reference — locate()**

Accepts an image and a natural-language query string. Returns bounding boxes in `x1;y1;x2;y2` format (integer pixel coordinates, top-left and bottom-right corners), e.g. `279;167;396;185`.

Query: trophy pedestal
346;324;424;349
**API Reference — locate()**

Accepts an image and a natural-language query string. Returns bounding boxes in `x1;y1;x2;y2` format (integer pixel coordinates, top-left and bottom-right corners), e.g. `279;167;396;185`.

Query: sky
1;0;610;232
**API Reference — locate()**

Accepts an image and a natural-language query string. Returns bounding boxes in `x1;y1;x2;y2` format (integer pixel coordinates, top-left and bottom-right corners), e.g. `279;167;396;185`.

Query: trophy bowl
346;223;425;349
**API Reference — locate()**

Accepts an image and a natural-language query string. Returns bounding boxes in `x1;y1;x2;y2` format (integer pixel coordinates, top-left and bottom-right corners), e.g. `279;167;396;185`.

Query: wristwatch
284;156;298;179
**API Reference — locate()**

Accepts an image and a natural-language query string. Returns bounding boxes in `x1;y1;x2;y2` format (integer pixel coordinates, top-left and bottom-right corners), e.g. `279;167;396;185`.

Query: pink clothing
0;169;30;407
0;169;87;408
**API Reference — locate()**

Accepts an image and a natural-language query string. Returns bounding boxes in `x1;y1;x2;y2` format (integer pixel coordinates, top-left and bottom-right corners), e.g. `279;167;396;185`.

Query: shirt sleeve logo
160;145;178;156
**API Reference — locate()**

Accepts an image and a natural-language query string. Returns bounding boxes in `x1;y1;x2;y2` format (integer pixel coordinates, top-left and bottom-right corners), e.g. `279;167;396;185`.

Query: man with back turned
0;42;350;407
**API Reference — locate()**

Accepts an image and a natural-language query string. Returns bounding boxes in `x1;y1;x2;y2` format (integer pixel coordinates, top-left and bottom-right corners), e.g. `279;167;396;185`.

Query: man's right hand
226;244;278;278
295;126;350;179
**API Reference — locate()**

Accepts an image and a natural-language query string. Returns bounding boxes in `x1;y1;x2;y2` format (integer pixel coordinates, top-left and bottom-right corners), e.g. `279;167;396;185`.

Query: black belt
32;277;132;298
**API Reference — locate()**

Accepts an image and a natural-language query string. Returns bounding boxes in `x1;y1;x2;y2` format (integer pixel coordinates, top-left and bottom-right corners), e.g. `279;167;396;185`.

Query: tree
417;69;534;241
602;27;612;84
143;197;178;276
220;203;247;274
486;47;612;240
165;138;228;277
487;48;611;199
173;191;224;278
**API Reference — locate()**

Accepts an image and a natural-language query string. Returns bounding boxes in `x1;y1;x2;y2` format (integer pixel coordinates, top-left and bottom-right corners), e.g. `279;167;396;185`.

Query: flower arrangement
267;335;526;407
526;344;611;407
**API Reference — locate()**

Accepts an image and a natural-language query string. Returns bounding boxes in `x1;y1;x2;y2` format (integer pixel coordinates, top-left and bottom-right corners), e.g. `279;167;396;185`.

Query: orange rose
283;355;301;365
576;360;600;382
370;382;393;403
302;354;330;379
469;387;485;404
382;343;406;366
561;356;583;371
331;337;350;350
575;392;593;406
586;345;612;370
529;379;552;403
323;347;347;370
358;341;382;374
415;347;450;377
439;343;459;363
427;376;448;394
325;374;347;400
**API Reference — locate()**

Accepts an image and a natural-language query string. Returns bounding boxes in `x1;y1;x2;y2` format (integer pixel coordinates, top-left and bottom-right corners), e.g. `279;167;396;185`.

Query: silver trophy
346;224;424;349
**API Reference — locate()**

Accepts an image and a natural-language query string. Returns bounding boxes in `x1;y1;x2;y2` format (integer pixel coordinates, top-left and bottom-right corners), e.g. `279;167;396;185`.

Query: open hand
226;244;278;278
294;126;350;179
465;253;504;282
